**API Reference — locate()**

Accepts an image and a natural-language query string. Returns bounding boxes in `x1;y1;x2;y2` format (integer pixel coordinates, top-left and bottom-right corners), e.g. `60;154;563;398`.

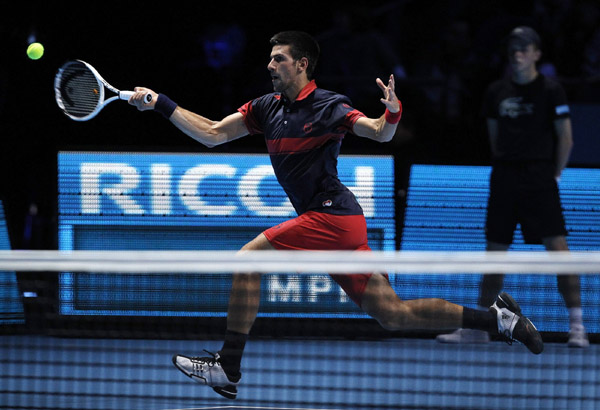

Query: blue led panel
57;152;395;318
0;200;25;324
400;164;600;333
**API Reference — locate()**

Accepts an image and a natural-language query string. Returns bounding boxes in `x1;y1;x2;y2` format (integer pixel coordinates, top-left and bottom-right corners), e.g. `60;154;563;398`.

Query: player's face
267;45;301;93
507;43;541;73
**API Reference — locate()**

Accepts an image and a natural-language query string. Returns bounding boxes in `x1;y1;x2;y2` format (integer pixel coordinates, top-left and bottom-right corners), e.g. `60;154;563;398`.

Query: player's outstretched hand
129;87;158;111
376;74;400;113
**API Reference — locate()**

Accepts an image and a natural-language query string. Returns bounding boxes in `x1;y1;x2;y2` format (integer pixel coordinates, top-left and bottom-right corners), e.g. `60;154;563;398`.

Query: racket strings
56;63;101;118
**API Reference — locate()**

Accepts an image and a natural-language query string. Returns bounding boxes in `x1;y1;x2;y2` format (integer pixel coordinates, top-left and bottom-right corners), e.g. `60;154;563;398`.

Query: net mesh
1;251;598;410
4;151;599;409
55;61;101;119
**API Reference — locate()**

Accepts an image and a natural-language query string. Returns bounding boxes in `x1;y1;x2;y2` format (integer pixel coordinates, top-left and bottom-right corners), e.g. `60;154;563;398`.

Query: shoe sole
518;315;543;354
213;386;237;399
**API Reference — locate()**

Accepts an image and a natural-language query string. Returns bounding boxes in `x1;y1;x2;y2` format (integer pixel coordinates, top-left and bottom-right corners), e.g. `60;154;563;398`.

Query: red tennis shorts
263;210;385;307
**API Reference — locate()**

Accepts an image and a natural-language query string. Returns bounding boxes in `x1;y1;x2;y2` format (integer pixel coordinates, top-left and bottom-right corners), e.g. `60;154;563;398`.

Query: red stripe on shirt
342;109;366;131
266;133;342;154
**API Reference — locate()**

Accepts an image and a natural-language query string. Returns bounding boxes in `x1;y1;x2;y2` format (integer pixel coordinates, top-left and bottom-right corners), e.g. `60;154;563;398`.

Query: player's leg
172;233;275;399
218;234;275;376
543;235;589;347
227;234;274;334
360;273;463;330
360;273;543;354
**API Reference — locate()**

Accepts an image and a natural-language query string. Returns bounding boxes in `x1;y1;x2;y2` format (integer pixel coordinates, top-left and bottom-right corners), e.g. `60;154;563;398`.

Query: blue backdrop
401;164;600;333
57;153;600;332
58;152;395;318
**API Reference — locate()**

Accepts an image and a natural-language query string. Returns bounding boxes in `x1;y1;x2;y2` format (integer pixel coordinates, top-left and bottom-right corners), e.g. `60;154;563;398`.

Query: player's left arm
352;74;402;142
554;117;574;179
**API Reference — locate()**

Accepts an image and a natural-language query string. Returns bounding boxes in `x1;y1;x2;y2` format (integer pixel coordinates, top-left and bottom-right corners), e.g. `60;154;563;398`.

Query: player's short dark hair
270;31;320;79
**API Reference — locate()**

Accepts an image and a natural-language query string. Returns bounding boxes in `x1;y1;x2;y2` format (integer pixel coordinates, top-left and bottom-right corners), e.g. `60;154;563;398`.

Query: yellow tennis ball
27;42;44;60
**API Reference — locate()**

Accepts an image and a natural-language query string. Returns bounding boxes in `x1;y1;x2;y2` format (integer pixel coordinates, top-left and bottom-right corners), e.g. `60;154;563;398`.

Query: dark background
2;0;600;251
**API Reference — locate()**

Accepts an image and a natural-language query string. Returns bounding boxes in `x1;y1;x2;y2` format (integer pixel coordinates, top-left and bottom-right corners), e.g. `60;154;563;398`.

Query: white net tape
0;250;599;274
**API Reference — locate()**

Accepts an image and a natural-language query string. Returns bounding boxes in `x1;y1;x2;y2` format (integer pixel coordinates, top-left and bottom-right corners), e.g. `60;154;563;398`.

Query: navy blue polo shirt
482;74;570;162
238;80;366;216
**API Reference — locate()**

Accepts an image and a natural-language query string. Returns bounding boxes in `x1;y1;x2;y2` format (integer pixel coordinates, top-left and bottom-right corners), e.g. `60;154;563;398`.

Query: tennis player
129;31;543;400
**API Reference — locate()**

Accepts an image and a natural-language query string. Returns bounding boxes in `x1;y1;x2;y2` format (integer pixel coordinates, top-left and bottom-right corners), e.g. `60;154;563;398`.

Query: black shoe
490;292;544;354
172;350;241;399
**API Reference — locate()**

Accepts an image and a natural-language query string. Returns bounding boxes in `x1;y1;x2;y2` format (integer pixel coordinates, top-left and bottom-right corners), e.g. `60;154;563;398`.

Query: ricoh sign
57;152;395;318
75;161;377;218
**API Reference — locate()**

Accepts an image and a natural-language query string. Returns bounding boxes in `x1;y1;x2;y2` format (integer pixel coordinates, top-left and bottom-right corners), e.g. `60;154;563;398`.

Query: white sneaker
568;324;589;348
172;350;240;399
491;292;544;354
436;328;490;344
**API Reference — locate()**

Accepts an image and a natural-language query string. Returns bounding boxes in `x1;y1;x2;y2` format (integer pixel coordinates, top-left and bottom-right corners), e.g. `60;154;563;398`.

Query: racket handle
119;91;152;103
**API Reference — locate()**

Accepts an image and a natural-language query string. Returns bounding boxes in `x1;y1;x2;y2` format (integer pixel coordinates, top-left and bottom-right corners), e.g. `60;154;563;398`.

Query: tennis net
1;250;598;410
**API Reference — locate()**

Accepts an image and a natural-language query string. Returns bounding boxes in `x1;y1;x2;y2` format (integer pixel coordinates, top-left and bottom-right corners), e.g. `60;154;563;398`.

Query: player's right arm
129;87;249;148
170;109;248;148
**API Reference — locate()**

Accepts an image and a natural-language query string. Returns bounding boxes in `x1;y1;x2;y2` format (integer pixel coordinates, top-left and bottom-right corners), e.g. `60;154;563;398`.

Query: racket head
54;60;106;121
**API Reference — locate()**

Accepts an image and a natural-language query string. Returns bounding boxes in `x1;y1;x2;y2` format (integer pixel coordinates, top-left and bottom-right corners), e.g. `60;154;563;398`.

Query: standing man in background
437;26;588;348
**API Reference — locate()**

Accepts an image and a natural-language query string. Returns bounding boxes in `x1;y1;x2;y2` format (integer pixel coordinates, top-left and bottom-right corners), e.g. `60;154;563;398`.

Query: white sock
568;307;584;328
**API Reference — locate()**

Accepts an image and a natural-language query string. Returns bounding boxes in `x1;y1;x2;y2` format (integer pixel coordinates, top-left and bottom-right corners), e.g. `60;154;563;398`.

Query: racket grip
119;91;152;103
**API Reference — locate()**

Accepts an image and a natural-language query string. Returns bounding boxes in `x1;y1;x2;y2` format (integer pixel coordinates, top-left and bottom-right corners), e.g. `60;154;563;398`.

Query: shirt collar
281;80;317;104
296;79;317;101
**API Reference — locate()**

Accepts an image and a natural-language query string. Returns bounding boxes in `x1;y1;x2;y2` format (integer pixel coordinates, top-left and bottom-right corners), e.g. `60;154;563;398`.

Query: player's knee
373;313;396;331
369;300;411;331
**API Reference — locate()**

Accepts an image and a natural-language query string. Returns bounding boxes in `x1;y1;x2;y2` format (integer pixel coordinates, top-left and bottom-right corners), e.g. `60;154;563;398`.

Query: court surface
2;335;598;410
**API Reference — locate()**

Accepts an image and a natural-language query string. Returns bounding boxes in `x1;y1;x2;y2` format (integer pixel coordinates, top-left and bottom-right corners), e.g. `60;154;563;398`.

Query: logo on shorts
322;199;332;207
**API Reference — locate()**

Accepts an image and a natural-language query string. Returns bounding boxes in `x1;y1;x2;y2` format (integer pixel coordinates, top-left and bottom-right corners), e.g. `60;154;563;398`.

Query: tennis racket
54;60;151;121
